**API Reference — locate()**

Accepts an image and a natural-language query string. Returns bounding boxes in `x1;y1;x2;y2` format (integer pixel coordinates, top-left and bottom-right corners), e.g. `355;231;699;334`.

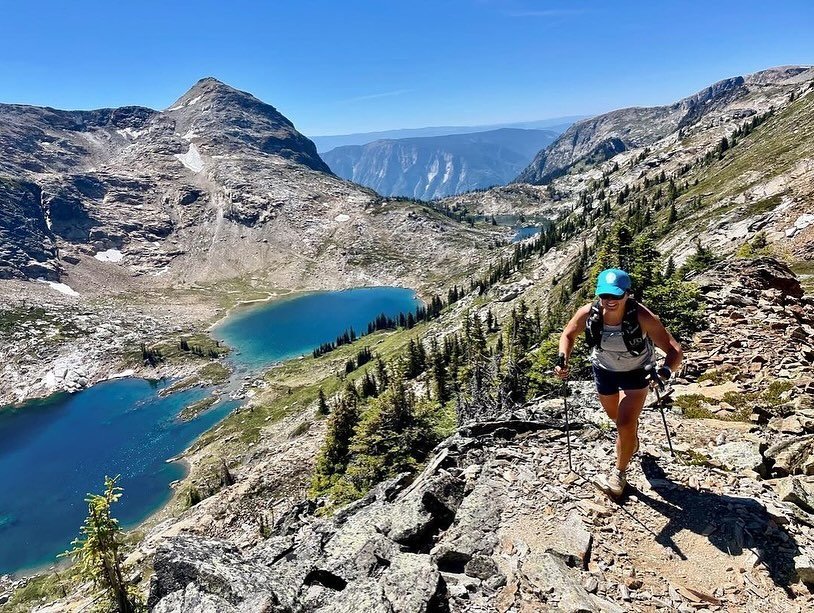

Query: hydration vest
585;297;647;356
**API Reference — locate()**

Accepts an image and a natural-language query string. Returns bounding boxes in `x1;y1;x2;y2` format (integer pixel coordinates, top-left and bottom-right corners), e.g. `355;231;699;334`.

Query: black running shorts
592;365;649;395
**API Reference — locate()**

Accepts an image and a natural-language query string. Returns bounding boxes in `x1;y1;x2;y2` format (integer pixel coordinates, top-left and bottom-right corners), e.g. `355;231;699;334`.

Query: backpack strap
621;298;647;356
584;300;603;349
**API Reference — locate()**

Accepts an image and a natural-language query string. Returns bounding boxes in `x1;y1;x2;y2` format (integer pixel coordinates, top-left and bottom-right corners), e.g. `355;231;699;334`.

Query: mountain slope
323;128;557;200
0;78;498;291
165;78;331;173
516;66;813;185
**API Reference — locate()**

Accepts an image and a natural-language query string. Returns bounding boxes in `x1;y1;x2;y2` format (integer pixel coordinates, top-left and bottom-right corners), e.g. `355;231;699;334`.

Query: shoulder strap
621;298;646;356
584;300;603;349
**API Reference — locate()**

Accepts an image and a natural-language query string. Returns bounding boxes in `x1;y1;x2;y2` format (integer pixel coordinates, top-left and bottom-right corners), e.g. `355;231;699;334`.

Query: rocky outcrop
685;257;814;396
0;177;59;280
148;538;280;611
146;392;814;612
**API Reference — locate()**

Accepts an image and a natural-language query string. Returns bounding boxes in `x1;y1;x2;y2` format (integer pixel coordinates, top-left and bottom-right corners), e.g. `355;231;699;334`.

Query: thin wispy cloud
337;89;413;104
504;9;585;17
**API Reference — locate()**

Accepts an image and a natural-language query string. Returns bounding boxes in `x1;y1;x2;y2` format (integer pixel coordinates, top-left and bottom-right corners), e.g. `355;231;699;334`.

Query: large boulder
765;435;814;476
693;257;804;298
431;469;506;570
708;441;764;475
520;552;599;612
148;537;280;610
542;511;594;569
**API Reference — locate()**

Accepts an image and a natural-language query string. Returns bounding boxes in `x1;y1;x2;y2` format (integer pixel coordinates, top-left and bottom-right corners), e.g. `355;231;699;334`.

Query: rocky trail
143;387;814;612
139;258;814;612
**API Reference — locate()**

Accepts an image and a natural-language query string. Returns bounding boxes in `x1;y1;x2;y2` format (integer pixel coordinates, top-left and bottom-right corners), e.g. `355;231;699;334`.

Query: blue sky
0;1;812;135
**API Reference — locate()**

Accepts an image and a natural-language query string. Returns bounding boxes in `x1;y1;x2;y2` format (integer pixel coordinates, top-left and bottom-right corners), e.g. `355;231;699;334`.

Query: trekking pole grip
645;363;665;391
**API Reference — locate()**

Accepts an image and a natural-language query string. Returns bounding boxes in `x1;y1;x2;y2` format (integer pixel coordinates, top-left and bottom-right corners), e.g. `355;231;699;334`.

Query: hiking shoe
606;469;627;497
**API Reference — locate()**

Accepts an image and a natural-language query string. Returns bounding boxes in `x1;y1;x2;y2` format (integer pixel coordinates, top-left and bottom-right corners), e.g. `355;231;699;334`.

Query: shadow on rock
622;453;800;592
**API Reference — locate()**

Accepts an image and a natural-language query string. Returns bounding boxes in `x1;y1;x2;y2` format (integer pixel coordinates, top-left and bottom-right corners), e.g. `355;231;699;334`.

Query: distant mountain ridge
310;116;582;152
322;128;557;200
515;66;814;185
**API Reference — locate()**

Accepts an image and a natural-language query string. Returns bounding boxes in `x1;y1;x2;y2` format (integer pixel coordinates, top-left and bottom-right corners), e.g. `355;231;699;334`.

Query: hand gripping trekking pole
556;353;573;471
646;364;675;457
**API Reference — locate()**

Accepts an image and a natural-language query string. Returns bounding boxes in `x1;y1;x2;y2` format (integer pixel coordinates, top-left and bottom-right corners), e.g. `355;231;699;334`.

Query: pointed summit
165;77;270;114
165;78;330;173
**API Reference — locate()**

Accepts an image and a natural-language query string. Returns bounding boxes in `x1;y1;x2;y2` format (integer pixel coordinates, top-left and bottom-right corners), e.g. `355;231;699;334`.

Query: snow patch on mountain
116;127;146;139
37;279;80;296
175;144;205;173
94;249;124;263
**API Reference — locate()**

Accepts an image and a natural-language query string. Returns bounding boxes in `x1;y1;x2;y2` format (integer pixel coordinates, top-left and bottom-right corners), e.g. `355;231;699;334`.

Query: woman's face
599;292;627;314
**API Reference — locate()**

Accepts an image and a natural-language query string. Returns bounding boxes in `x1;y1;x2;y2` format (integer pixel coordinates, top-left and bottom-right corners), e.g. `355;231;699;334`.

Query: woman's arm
639;304;683;374
555;303;592;378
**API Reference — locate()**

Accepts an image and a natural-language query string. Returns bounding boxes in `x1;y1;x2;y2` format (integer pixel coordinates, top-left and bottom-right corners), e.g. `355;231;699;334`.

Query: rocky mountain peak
166;77;274;115
165;77;330;173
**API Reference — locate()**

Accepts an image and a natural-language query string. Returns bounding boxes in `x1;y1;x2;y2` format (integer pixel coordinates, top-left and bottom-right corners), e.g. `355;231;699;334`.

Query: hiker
554;268;683;496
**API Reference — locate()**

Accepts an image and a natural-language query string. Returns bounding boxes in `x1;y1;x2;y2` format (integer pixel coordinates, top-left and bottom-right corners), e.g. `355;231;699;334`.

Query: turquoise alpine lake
0;286;421;575
211;287;422;370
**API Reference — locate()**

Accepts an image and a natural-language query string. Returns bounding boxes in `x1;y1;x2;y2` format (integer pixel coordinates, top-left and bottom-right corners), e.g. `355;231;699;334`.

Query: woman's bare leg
598;392;620;422
615;388;648;471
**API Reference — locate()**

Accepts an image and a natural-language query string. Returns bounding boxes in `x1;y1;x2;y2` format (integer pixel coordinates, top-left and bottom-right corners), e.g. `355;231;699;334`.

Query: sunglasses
598;293;624;300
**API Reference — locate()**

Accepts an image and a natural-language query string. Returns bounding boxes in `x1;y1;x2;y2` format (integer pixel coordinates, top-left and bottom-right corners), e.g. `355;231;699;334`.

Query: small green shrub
763;380;794;406
736;231;771;258
721;391;749;409
675;394;716;419
684;449;712;466
745;194;783;217
698;366;738;385
720;391;753;422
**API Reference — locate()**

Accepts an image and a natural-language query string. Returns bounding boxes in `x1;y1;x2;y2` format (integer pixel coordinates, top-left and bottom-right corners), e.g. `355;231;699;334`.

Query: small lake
212;287;422;370
0;286;421;575
511;226;542;243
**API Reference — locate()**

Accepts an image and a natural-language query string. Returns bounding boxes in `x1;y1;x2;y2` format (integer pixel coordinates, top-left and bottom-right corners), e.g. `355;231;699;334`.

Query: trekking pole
646;364;675;457
556;353;573;471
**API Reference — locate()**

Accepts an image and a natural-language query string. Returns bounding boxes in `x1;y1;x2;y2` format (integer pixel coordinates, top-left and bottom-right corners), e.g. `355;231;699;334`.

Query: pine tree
376;357;389;390
343;378;436;493
360;372;378;398
664;256;676;279
433;350;450;404
666;202;677;225
61;476;138;613
500;311;530;406
317;389;329;416
311;387;361;492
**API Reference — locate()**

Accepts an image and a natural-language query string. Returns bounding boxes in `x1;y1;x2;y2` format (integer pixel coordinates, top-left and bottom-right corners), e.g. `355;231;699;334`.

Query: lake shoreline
0;285;423;578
